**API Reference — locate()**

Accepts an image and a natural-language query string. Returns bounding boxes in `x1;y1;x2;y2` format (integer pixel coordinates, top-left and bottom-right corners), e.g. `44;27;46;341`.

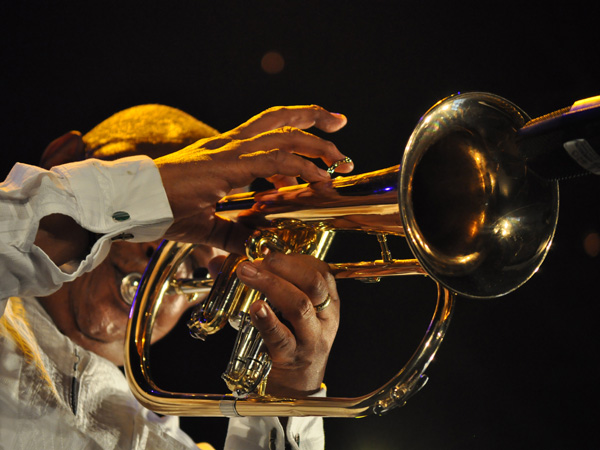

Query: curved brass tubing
125;92;559;418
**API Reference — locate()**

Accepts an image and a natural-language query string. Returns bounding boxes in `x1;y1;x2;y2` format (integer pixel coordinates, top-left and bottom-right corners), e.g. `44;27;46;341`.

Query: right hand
154;105;352;254
235;252;340;398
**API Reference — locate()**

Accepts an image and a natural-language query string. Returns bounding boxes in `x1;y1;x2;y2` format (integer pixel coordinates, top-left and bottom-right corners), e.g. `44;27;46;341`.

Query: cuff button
112;211;131;222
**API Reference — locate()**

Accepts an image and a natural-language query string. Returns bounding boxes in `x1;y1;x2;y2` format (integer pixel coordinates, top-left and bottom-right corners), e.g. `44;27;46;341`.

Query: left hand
154;105;351;254
235;252;340;397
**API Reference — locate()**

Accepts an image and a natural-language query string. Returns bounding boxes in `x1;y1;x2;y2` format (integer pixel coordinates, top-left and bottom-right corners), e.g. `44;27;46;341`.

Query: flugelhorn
125;92;574;418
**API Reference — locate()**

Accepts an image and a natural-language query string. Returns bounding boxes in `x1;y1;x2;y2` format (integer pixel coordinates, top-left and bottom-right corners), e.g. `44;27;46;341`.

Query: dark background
2;1;599;449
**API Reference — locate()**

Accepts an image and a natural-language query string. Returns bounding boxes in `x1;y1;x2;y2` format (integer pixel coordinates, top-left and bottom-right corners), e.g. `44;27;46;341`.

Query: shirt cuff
50;156;173;279
0;156;173;300
51;155;173;241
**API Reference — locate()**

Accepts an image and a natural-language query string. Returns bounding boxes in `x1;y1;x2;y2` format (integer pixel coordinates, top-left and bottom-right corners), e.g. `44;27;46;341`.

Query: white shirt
0;158;325;449
0;295;199;449
0;156;173;311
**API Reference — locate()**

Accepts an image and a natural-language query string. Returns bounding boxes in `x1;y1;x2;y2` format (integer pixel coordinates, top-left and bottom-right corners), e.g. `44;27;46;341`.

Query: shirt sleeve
223;388;326;450
0;156;173;312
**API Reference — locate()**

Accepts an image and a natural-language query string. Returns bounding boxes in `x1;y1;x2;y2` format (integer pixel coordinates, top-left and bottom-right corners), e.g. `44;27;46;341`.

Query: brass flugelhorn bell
125;92;560;418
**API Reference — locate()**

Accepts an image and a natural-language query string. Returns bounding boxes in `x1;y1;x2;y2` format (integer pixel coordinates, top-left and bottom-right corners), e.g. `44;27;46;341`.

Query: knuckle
301;253;332;274
322;138;337;155
261;148;286;165
263;250;285;268
276;290;314;322
322;270;337;289
308;104;323;115
305;273;327;299
295;295;315;320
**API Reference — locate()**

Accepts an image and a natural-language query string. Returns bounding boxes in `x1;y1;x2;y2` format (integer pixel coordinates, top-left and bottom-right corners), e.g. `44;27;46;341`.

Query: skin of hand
35;104;347;396
235;252;340;397
154;105;352;254
34;105;352;262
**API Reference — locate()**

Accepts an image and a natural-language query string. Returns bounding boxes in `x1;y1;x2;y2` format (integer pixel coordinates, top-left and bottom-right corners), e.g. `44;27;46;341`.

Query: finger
188;246;228;278
259;252;338;318
266;174;299;189
236;258;324;345
230;105;347;140
207;254;228;278
232;149;332;185
241;127;352;171
237;127;354;178
248;299;297;362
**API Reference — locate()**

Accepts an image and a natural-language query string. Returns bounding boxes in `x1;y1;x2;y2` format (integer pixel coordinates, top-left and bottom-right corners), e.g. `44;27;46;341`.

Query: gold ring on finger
314;294;332;313
327;157;353;175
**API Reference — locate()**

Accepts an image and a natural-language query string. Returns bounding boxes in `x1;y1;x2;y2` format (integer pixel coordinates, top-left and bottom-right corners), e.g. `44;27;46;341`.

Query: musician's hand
236;252;340;397
154;105;352;254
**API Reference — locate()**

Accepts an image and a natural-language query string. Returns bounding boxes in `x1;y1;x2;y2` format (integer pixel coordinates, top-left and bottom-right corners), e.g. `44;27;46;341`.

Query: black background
2;1;599;449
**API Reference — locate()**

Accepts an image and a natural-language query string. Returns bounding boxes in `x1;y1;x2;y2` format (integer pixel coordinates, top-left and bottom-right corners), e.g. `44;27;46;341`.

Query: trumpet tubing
125;92;559;418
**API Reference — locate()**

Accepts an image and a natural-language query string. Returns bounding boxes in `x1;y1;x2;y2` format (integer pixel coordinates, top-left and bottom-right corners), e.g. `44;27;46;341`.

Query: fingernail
331;112;346;120
240;262;258;277
255;304;268;319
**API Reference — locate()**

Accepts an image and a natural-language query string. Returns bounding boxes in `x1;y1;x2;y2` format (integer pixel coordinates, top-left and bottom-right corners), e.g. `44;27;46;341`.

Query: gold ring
314;294;332;313
327;157;353;175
